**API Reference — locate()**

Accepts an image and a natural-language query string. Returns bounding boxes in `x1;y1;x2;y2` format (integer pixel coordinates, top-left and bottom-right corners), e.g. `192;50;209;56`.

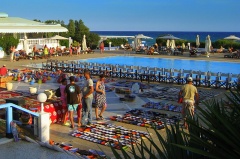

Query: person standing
100;42;104;54
69;44;73;56
0;65;7;76
60;78;68;125
82;70;94;126
77;45;81;56
10;46;15;62
179;77;199;129
43;45;49;59
65;76;81;128
95;75;107;120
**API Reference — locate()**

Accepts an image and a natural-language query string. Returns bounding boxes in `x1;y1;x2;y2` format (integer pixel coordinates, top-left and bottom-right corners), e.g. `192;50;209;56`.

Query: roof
0;13;68;33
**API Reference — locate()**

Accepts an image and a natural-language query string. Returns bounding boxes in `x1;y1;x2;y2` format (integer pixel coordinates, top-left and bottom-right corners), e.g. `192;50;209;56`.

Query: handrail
0;103;39;137
0;103;39;117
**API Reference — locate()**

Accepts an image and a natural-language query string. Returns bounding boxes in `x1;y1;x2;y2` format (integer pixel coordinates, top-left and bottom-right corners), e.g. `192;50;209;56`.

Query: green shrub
0;35;19;54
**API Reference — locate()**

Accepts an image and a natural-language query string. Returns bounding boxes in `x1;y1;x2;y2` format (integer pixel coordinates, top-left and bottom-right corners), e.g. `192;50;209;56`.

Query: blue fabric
81;97;93;125
67;104;78;111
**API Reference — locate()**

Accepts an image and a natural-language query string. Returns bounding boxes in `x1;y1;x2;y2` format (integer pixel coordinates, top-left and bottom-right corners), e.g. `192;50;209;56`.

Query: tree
77;19;89;42
68;19;75;38
0;35;19;54
88;32;100;49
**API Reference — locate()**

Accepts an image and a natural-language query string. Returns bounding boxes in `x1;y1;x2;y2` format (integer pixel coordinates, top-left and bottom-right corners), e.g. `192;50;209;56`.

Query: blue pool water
79;56;240;74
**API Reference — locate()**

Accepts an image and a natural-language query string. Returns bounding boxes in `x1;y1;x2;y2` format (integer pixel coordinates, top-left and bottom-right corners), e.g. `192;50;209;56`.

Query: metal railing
0;103;39;138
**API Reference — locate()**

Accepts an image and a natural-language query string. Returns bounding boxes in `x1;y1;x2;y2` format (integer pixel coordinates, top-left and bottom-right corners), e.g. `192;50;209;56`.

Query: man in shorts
179;77;199;129
65;76;81;128
82;70;94;126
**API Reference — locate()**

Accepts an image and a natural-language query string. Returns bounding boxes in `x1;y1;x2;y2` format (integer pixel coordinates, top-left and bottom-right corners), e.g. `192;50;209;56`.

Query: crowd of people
59;70;107;129
8;43;97;61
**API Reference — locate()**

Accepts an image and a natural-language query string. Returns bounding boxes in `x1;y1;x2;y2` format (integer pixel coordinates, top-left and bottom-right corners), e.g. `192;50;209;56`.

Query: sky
0;0;239;32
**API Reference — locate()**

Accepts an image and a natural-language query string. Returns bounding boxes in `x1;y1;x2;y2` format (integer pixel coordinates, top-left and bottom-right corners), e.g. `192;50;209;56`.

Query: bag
55;87;61;97
178;97;183;103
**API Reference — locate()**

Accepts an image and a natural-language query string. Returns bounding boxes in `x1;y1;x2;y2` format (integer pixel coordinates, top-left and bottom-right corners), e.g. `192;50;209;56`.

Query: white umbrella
182;43;185;49
196;35;200;48
50;35;68;47
69;37;73;48
82;35;87;51
134;34;152;49
170;40;175;49
23;36;29;54
135;34;152;39
224;35;240;47
224;35;240;40
205;35;212;53
50;35;68;40
158;34;180;40
166;40;170;48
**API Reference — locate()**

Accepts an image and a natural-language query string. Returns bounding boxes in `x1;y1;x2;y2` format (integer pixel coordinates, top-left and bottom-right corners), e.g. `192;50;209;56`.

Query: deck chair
165;68;176;83
159;68;166;82
139;67;149;82
126;66;135;79
223;73;234;89
176;69;184;84
111;65;120;78
148;67;158;82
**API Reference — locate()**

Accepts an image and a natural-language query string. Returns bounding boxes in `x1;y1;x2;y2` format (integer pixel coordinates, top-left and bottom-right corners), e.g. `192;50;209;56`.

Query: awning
0;25;68;33
0;14;68;33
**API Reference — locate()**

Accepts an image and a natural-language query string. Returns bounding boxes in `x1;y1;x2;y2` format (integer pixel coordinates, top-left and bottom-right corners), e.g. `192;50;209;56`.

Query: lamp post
37;93;49;143
37;93;47;113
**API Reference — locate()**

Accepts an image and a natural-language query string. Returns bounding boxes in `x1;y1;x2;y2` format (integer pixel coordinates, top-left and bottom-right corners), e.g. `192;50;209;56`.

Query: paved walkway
0;50;233;158
0;140;79;159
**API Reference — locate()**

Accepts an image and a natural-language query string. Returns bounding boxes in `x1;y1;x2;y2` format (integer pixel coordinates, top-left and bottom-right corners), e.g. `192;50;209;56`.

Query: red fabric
0;67;7;76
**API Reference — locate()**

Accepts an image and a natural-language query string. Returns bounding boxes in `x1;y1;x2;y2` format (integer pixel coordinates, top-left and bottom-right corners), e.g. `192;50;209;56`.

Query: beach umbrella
224;35;240;47
158;34;180;40
23;36;29;54
135;34;152;39
205;35;212;53
69;37;73;48
224;35;240;40
50;35;68;40
82;34;87;51
182;43;185;49
50;35;68;47
166;40;170;48
170;40;175;49
134;34;152;48
196;35;200;48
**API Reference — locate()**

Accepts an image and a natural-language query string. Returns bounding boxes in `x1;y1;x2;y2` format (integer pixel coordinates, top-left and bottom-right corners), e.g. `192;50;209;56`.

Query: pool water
79;56;240;74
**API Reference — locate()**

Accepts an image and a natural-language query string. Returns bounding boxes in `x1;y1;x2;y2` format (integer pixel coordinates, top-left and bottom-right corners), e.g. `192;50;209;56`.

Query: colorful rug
142;102;182;113
71;123;150;149
110;109;181;130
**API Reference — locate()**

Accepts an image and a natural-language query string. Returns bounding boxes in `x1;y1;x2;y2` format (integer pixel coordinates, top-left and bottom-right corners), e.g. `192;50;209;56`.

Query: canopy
135;34;152;39
224;35;240;40
0;13;67;33
134;34;152;48
49;35;68;40
158;34;180;40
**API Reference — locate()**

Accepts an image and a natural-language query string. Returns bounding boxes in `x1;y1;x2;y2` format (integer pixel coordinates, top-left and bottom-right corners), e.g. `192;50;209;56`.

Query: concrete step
0;137;13;145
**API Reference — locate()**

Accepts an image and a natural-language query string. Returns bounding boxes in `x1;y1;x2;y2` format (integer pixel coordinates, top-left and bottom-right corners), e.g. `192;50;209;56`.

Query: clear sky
0;0;239;31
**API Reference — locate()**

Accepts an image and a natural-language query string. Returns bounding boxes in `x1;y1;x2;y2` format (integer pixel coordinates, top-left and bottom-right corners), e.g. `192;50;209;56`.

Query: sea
92;31;240;46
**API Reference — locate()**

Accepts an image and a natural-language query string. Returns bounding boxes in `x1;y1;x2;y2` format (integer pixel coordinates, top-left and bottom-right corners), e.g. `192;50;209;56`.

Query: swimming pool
79;56;240;74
